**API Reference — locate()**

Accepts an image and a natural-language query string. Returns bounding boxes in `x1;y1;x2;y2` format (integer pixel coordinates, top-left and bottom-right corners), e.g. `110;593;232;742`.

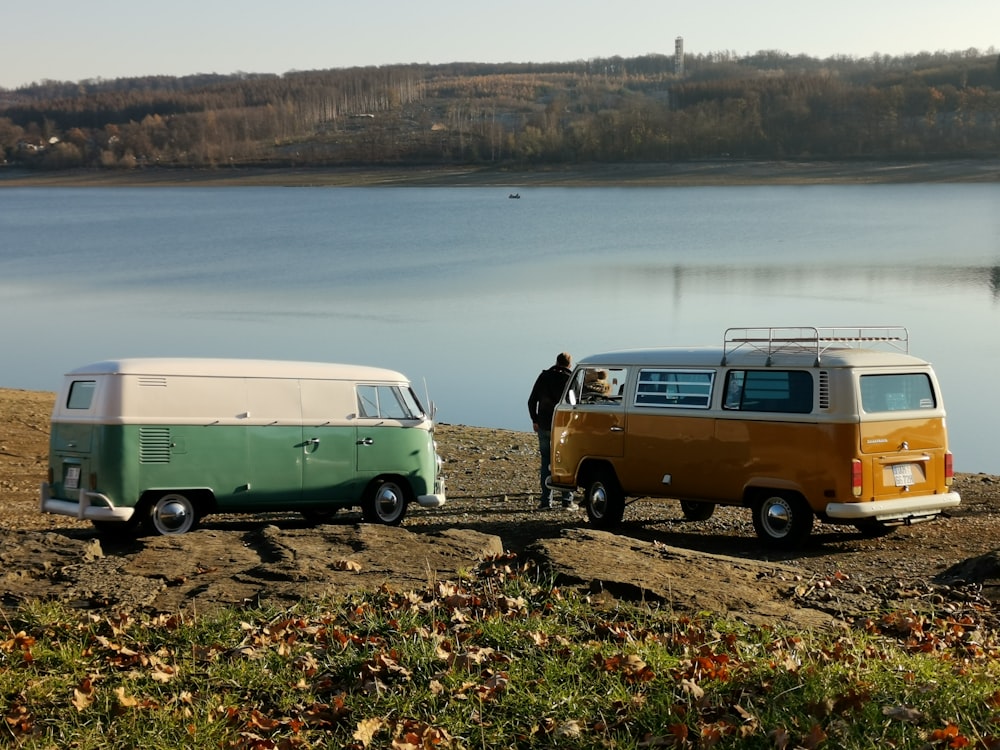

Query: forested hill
2;50;999;171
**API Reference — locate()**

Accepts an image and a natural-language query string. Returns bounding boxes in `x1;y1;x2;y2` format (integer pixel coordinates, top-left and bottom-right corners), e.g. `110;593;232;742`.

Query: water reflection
606;262;1000;300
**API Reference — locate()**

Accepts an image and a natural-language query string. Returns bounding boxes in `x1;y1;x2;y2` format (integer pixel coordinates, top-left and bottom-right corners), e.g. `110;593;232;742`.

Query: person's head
556;352;571;368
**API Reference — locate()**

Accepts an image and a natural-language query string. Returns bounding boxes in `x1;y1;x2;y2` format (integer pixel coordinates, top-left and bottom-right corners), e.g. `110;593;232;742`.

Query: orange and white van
548;327;960;548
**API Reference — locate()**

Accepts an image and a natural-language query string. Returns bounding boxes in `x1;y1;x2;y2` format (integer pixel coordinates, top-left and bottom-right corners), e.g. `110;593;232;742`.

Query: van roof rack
722;326;909;366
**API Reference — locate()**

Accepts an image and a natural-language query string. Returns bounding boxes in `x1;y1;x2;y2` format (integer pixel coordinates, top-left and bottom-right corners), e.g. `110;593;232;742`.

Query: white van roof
577;347;930;369
65;358;410;382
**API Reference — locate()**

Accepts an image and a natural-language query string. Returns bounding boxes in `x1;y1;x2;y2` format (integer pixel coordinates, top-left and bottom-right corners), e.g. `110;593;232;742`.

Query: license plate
892;463;914;487
64;466;80;490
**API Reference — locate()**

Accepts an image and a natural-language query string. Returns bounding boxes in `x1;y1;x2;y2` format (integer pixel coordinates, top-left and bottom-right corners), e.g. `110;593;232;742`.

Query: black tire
145;492;199;536
680;500;716;521
751;491;813;548
583;468;626;529
362;479;409;525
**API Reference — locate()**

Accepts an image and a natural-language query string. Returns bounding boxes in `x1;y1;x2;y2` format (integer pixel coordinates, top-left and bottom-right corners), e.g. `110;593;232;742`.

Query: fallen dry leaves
5;554;1000;748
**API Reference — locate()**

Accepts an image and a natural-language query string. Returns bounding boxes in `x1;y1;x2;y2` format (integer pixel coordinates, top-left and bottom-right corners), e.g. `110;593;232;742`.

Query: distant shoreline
2;159;999;188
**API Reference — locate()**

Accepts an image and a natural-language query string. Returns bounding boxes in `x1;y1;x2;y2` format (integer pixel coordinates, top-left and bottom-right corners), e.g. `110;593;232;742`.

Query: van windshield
860;373;935;412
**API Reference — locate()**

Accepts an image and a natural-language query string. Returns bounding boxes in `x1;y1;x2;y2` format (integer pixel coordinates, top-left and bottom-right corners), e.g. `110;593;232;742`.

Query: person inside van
527;352;577;511
582;369;611;401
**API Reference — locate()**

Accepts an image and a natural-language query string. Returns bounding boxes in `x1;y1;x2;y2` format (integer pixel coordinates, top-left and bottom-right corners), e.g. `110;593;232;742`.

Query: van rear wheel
362;479;408;526
751;491;813;548
584;469;625;529
146;492;199;536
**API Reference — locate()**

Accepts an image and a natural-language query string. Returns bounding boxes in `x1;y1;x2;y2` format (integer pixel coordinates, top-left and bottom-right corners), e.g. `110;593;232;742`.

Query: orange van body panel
857;417;950;499
551;408;624;473
621;412;718;498
554;411;952;512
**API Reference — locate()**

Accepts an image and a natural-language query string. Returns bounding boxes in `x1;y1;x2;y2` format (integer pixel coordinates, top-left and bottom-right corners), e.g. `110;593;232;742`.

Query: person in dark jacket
527;352;577;510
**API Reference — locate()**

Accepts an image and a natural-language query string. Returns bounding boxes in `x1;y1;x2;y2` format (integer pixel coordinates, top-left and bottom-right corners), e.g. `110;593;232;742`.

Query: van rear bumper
825;491;961;522
40;483;136;523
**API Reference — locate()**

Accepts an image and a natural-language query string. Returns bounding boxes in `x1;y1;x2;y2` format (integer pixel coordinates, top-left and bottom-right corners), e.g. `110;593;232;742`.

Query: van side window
66;380;96;410
724;370;813;413
636;369;714;408
860;373;935;412
357;385;422;420
570;367;628;404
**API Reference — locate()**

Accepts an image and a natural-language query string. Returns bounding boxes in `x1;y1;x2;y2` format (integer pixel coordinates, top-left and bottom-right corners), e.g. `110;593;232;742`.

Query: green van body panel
41;358;446;532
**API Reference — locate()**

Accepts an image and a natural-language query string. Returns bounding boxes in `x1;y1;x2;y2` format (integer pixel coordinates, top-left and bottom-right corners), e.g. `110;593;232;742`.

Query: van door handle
357;437;374;446
308;438;320;445
610;426;624;432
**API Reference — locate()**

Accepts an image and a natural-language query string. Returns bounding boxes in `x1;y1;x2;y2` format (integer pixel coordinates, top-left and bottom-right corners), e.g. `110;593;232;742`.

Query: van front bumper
417;479;446;508
40;483;136;523
825;491;961;523
417;493;446;508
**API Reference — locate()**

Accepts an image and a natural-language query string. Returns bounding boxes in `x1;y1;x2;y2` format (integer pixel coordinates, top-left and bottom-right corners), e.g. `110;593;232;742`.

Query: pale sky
2;0;997;90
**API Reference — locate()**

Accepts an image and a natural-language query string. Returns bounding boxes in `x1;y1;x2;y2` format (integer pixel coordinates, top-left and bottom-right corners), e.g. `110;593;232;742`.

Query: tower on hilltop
675;36;684;76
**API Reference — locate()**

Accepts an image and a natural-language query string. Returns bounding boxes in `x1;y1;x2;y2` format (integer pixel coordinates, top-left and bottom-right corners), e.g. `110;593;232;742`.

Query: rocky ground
3;387;1000;629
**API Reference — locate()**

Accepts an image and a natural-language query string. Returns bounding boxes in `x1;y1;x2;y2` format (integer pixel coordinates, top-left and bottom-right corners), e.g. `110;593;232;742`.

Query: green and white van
40;358;446;535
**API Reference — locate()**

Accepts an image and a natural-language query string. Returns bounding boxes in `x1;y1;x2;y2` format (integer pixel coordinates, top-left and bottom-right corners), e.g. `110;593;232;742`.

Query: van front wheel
146;492;198;536
584;469;625;529
751;492;813;548
362;479;408;525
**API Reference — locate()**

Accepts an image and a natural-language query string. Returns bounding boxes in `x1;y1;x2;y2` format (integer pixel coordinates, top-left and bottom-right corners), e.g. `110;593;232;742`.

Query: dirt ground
3;387;999;627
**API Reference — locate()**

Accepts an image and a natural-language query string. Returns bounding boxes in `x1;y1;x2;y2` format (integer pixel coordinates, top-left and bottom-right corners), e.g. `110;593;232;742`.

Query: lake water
1;184;998;473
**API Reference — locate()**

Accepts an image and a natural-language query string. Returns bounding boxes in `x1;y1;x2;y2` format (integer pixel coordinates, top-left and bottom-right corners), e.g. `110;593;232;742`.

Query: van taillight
89;473;98;490
47;467;54;484
945;452;954;485
851;459;863;497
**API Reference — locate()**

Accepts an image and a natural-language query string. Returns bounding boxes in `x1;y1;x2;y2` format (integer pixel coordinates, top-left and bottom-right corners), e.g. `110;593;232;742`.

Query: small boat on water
508;193;520;199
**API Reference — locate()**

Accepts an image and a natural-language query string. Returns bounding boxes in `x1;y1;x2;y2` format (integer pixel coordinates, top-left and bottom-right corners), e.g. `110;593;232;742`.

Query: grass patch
3;556;1000;748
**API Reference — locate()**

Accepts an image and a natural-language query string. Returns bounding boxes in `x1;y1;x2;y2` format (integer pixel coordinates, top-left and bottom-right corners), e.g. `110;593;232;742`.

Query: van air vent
139;427;171;463
818;371;830;409
138;377;168;387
